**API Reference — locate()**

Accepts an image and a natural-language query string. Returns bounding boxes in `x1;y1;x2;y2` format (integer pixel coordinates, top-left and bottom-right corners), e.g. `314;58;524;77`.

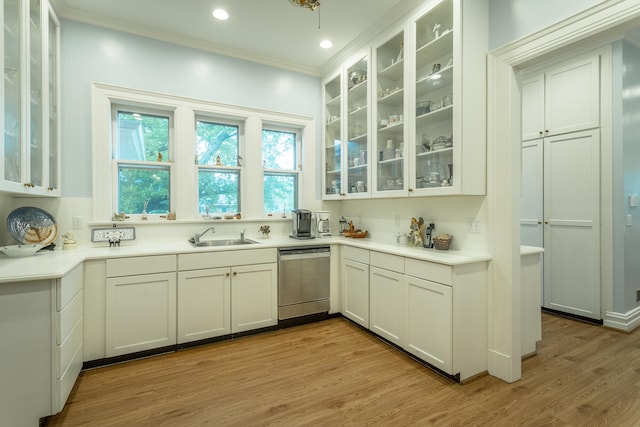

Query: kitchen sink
191;238;258;247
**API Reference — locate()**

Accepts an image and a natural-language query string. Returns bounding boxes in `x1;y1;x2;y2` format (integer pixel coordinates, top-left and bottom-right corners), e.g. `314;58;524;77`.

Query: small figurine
167;212;176;220
62;231;77;250
141;200;149;221
157;152;163;162
433;23;441;38
112;211;126;221
216;155;222;166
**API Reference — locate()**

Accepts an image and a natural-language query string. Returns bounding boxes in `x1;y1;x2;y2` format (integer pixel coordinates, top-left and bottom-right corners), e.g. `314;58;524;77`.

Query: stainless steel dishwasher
278;246;330;320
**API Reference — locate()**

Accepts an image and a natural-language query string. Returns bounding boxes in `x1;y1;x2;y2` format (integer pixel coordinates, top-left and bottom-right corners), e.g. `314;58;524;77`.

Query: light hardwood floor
47;313;640;426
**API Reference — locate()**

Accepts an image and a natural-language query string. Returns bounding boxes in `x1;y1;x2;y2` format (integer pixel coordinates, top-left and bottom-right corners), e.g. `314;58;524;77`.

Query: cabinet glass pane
375;31;405;192
48;12;58;190
29;0;43;187
4;0;22;183
414;0;454;189
324;75;341;195
346;56;368;194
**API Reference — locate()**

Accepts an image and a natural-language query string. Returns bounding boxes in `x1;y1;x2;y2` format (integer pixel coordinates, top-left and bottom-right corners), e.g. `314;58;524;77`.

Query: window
92;84;313;222
196;118;242;215
112;107;172;216
262;126;300;214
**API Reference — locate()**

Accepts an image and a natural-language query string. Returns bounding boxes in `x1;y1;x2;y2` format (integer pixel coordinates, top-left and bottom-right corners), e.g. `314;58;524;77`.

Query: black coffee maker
290;209;315;239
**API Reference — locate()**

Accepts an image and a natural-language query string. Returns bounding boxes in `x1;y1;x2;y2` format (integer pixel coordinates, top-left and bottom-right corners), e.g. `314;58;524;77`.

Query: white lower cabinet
177;267;230;343
404;275;452;374
231;264;278;333
342;247;370;328
105;255;177;357
0;263;83;425
342;248;487;381
369;252;404;346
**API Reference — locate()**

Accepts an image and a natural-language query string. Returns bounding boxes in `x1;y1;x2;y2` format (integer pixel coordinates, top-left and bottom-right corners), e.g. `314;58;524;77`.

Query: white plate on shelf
7;206;59;246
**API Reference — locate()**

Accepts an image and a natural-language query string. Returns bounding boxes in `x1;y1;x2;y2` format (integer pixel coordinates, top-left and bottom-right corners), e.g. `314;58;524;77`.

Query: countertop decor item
0;244;44;258
433;234;452;250
7;206;58;245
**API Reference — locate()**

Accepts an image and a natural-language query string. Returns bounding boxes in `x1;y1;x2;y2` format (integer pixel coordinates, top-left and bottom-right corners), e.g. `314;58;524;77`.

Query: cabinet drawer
405;258;452;286
54;339;83;413
343;246;369;264
370;251;404;273
178;248;277;271
107;255;176;277
55;316;83;379
56;289;83;345
56;263;83;310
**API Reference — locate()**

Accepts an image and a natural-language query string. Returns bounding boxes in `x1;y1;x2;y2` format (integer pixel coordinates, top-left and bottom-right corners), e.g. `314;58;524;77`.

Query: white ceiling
49;0;423;75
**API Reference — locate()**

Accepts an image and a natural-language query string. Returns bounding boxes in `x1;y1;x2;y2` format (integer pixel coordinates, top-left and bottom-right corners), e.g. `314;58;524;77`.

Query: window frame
262;123;302;214
91;83;315;223
111;104;175;220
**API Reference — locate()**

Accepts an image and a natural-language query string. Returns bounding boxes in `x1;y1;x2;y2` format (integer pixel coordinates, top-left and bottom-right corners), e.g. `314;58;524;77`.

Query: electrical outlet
73;216;83;230
467;218;480;233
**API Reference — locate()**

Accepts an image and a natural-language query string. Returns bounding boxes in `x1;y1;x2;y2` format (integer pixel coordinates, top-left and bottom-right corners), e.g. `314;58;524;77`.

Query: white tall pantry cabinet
521;51;602;320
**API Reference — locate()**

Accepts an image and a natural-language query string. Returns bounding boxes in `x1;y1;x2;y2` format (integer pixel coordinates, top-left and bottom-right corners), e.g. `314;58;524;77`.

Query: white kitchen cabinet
369;252;404;346
231;263;278;333
105;255;177;357
323;51;371;199
521;53;600;141
342;246;370;328
404;274;452;373
178;248;278;336
177;267;230;343
1;0;60;196
0;263;83;425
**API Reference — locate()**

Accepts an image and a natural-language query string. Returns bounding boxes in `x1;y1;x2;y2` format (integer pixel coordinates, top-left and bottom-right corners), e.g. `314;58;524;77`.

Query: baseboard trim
603;306;640;332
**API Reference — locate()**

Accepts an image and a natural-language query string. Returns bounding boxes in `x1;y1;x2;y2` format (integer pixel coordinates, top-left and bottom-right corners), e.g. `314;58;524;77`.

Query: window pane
198;169;240;214
115;111;169;161
118;165;170;214
196;120;238;166
262;129;296;170
264;173;297;213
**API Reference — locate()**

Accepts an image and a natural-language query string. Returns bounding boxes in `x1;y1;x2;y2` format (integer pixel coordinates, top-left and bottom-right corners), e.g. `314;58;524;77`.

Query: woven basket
433;235;452;250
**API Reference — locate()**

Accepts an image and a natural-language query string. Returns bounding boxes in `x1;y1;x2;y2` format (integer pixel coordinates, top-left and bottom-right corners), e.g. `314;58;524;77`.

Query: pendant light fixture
289;0;320;12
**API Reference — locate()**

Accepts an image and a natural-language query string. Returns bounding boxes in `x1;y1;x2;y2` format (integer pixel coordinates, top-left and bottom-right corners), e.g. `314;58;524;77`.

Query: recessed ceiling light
212;9;229;20
320;39;333;49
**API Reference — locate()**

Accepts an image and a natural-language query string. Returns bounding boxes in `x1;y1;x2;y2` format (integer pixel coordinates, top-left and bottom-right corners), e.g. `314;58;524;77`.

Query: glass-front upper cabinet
323;73;342;198
1;0;60;196
409;0;487;196
3;0;23;187
345;55;370;197
373;30;407;197
413;0;453;193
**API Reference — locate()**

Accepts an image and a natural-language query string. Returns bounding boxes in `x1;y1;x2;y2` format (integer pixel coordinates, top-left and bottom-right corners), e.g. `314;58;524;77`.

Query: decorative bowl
0;244;45;258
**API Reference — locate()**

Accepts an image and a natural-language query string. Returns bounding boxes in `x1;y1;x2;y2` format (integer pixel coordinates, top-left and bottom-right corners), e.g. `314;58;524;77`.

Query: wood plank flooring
47;314;640;426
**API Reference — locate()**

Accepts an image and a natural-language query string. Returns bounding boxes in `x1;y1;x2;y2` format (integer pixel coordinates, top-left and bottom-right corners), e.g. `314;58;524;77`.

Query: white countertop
0;235;498;284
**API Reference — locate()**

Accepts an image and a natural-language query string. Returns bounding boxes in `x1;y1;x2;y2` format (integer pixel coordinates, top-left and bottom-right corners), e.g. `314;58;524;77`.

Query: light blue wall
488;0;605;50
60;20;322;197
621;40;640;312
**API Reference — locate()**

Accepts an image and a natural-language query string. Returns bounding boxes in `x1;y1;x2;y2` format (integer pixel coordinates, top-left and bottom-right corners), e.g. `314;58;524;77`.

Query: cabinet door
521;74;545;141
520;138;543;247
323;72;343;198
231;263;277;333
177;268;230;343
545;54;600;136
345;54;371;197
373;29;407;197
342;258;370;328
106;272;177;357
543;130;600;319
404;275;452;374
369;266;403;346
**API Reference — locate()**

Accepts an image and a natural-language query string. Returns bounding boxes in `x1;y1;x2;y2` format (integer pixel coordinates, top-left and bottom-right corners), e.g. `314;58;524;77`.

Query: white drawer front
56;289;83;345
404;258;452;286
178;248;276;270
370;251;404;274
56;316;83;379
343;246;369;264
54;341;83;413
56;263;83;310
107;255;176;277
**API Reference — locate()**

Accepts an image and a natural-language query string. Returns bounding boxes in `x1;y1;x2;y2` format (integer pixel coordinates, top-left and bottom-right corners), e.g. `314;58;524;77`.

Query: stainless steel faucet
240;228;246;241
191;226;216;245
